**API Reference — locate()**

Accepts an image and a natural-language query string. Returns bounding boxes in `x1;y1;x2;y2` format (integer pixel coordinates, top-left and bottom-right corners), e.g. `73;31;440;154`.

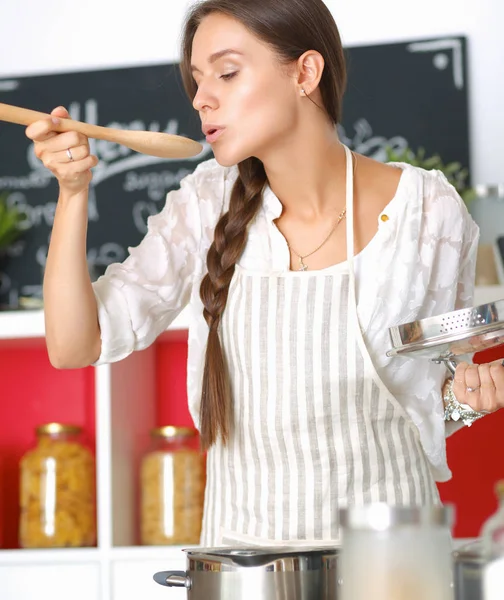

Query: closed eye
220;72;238;81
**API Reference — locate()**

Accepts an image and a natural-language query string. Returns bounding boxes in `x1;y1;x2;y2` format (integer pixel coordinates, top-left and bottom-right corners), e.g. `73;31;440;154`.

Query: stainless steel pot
153;542;488;600
153;546;340;600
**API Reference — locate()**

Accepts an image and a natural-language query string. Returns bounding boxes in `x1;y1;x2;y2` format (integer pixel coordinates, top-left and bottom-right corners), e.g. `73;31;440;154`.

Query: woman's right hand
25;106;99;196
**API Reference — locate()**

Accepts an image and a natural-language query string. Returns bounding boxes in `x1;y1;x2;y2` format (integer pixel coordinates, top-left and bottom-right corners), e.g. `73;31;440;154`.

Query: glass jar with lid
339;504;454;600
140;426;206;545
19;423;96;548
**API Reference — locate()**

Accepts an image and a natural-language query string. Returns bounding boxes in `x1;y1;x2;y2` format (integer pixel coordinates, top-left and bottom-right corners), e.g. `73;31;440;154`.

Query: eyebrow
191;49;244;73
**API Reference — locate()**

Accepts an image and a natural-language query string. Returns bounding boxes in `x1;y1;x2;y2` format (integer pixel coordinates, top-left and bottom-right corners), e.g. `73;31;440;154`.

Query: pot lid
183;546;338;567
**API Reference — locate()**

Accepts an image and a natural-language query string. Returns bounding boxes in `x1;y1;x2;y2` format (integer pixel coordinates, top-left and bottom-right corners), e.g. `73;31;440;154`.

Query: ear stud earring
301;88;306;96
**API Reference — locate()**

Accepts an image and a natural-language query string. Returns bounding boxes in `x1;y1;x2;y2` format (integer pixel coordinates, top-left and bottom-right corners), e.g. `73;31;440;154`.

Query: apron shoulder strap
342;144;356;294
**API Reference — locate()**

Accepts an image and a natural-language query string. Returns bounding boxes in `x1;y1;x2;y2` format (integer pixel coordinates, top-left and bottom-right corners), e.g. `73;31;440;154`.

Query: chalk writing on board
338;118;409;161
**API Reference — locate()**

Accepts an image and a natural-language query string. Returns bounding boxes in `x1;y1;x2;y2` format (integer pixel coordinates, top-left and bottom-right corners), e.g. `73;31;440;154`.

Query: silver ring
466;386;481;393
66;148;74;161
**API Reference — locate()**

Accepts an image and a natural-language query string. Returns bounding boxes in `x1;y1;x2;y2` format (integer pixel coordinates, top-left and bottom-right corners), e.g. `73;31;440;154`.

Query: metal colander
387;299;504;372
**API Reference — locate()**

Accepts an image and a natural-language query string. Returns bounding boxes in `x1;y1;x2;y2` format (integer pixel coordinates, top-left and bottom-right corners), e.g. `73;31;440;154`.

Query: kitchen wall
0;0;503;185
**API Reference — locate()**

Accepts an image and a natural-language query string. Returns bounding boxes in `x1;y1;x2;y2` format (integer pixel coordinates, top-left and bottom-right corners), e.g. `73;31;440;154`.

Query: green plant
385;146;476;205
0;192;25;250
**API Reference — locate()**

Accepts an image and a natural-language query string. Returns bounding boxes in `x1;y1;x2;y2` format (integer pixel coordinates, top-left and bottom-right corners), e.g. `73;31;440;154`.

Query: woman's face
190;12;300;167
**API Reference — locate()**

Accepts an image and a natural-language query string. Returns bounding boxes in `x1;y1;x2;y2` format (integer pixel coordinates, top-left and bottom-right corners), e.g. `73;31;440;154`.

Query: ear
295;50;325;96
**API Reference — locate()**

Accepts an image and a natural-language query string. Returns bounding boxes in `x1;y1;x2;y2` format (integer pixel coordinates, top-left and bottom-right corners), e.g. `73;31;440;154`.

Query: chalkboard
0;35;469;308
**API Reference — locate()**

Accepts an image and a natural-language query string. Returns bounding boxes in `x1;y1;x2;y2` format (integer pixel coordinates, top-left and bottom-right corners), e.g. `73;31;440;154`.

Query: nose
192;83;218;113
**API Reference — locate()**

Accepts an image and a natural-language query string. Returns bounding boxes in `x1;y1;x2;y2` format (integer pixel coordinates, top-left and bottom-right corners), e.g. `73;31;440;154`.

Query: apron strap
343;144;356;296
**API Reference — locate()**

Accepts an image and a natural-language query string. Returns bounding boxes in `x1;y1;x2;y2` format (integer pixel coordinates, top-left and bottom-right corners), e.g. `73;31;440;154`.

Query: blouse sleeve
422;170;480;316
453;204;479;311
434;173;480;437
92;170;204;365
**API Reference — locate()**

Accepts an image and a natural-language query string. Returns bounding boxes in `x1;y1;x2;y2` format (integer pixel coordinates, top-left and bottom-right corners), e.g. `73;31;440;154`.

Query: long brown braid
180;0;347;449
199;158;266;448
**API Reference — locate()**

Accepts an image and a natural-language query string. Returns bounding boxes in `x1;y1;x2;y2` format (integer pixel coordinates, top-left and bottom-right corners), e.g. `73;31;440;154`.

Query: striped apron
200;145;439;547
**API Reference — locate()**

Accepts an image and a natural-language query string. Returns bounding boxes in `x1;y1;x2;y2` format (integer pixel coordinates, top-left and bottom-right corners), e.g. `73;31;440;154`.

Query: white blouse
92;157;479;482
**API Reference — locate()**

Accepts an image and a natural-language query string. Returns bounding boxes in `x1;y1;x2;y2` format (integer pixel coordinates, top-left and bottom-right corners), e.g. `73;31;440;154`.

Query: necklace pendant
299;258;308;271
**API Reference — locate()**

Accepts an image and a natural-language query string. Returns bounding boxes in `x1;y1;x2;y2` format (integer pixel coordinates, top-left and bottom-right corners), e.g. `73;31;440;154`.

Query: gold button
380;214;389;222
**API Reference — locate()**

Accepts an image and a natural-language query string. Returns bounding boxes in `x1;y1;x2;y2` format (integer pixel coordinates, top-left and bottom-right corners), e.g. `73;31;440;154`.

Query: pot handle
153;570;191;589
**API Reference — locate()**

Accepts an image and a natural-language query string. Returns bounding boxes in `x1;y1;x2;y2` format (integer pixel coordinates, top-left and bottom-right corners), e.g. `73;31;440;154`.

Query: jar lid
339;503;454;531
36;423;82;435
151;426;198;439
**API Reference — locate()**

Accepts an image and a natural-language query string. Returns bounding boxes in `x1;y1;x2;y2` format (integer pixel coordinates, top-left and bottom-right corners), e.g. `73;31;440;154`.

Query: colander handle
434;357;504;375
432;357;458;375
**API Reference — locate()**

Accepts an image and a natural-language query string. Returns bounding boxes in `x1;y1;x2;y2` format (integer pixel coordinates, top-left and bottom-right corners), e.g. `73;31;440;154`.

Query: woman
26;0;504;547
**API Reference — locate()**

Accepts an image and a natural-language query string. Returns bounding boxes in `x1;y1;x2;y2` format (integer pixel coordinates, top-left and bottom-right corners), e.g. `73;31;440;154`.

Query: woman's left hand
452;359;504;413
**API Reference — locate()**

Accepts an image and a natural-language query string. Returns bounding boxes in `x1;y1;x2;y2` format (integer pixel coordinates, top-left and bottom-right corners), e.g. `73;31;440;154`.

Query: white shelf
0;538;475;564
0;309;45;339
110;545;189;561
0;545;188;565
0;547;101;565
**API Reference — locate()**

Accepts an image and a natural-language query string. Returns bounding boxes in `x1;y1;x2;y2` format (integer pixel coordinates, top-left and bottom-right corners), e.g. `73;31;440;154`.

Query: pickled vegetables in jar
19;423;96;548
140;426;206;545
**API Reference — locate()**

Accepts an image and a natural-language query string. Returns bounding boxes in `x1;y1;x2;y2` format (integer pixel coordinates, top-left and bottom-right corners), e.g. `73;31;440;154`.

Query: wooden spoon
0;102;203;159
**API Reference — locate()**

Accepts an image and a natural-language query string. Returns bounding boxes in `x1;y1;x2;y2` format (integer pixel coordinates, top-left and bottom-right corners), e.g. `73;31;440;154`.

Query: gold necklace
287;208;346;271
286;151;356;272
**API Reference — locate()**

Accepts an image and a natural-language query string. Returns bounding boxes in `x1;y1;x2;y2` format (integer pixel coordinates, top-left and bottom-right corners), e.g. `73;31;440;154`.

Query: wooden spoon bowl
0;102;203;159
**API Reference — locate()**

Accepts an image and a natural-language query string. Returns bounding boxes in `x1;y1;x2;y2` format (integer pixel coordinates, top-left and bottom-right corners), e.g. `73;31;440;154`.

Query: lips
202;124;225;144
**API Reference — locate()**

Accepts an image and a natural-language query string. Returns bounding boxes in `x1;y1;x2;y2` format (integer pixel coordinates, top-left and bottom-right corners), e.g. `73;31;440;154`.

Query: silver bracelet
443;378;489;427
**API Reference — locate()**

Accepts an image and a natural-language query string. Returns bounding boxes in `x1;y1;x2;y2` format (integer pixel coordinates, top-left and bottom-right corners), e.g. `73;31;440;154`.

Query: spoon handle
0;102;203;159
